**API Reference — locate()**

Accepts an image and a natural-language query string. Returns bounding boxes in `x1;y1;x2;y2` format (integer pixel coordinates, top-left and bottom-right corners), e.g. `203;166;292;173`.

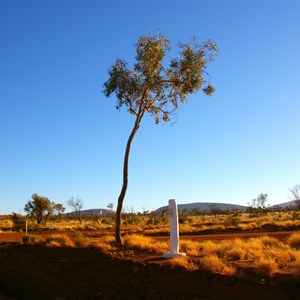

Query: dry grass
2;211;300;278
72;231;90;248
225;247;246;261
200;255;236;275
92;235;117;252
293;252;300;276
287;233;300;249
165;257;198;270
11;228;300;278
255;257;279;276
22;234;41;245
176;235;300;277
180;240;200;256
2;210;300;235
123;234;168;253
45;234;74;247
0;218;13;231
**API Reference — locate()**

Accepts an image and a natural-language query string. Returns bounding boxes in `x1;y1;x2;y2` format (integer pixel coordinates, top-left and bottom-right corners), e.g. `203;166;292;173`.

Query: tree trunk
115;116;141;246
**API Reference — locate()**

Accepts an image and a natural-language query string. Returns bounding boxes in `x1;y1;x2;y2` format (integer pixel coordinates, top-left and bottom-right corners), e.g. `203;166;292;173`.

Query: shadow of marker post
163;199;186;258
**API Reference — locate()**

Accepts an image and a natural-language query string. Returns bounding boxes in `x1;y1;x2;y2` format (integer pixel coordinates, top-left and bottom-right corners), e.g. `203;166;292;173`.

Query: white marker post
163;199;186;258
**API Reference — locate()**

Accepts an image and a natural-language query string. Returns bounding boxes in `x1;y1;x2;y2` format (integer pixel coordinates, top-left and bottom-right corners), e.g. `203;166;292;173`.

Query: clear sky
1;0;299;215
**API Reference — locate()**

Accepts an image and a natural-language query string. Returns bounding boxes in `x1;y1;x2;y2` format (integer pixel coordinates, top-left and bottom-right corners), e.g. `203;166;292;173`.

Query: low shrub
123;234;168;253
259;236;281;248
292;211;300;221
225;216;241;227
287;233;300;249
165;257;197;270
22;234;41;245
93;235;116;252
255;257;278;276
200;255;236;276
11;213;26;231
45;234;73;247
225;248;246;261
73;232;89;248
180;240;200;256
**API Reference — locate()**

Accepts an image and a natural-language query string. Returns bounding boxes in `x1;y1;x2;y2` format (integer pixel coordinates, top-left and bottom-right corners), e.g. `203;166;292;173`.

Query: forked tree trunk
115;116;141;246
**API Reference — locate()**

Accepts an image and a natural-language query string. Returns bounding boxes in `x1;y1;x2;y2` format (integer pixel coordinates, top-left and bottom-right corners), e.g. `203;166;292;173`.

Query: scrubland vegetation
18;230;300;278
1;207;300;279
2;207;300;234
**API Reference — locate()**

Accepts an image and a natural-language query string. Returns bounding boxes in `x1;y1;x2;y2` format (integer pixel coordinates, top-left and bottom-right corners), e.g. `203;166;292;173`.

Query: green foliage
52;203;65;216
103;32;218;125
24;194;53;225
107;203;114;210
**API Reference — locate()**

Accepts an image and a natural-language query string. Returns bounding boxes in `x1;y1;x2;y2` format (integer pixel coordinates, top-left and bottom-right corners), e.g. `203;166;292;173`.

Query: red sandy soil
0;231;300;300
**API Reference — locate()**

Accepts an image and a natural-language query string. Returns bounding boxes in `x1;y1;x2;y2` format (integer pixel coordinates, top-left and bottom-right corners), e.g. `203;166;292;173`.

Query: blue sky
1;1;299;214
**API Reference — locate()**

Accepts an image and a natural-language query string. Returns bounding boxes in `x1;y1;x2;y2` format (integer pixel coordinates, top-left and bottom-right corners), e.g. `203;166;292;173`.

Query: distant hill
155;200;298;213
68;208;115;216
155;202;247;213
270;200;298;209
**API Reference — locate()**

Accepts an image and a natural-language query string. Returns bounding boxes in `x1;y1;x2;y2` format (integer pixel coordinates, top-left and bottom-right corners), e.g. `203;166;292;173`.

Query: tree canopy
104;33;217;124
24;194;54;224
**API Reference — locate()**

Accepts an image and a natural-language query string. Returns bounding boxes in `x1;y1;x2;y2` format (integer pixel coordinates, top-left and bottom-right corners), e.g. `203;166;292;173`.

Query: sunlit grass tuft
255;257;279;276
287;233;300;249
73;231;90;248
180;240;200;256
200;255;236;276
22;234;41;245
225;247;246;261
45;234;74;247
165;257;198;270
92;235;117;252
123;234;168;253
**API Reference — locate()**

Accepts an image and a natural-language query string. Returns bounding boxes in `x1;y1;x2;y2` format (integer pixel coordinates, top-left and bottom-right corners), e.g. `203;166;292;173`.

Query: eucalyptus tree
103;33;218;245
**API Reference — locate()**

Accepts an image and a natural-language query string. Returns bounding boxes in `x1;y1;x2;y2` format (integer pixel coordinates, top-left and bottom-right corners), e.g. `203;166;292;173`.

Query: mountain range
73;200;298;215
155;200;298;213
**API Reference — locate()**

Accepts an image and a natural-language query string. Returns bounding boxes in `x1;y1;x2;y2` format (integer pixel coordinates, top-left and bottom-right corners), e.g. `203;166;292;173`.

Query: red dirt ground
0;231;300;300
